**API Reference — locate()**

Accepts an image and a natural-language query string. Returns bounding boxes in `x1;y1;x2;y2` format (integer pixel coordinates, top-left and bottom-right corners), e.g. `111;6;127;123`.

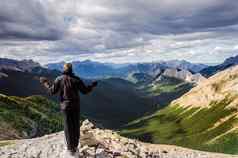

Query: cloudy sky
0;0;238;65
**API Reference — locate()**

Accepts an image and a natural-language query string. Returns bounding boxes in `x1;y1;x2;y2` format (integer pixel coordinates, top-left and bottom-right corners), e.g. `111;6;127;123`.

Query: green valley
145;76;194;106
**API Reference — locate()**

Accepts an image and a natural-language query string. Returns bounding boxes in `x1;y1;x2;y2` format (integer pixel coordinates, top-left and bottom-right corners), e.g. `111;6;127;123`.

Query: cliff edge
0;120;237;158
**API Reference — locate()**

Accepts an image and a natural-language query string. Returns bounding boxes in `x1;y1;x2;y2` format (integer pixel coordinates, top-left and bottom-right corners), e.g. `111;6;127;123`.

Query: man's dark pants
61;101;80;152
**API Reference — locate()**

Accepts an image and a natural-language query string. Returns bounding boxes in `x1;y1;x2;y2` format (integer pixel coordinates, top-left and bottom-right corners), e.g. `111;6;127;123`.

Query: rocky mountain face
174;65;238;108
158;68;207;84
0;120;237;158
160;60;207;73
200;54;238;77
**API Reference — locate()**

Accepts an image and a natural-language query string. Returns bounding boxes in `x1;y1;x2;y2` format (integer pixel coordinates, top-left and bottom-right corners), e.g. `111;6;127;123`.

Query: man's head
63;63;73;73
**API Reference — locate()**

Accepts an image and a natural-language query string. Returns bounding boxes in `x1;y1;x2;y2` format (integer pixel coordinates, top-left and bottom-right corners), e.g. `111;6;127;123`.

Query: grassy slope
0;94;63;140
121;96;238;154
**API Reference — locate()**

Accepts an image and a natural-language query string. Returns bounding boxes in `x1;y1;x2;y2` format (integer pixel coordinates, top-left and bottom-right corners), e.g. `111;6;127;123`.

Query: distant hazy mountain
200;54;238;77
47;60;127;78
46;60;208;79
0;58;40;72
223;55;238;65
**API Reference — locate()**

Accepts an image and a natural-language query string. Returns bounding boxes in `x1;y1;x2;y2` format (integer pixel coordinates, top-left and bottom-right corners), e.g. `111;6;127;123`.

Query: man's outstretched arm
77;78;97;94
40;77;60;95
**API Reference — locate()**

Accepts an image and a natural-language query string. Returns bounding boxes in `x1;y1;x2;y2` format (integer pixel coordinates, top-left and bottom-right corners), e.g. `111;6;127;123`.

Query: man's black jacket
44;72;95;109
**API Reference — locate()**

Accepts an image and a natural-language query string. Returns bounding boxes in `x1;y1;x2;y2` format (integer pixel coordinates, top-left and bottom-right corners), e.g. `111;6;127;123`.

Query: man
40;63;97;156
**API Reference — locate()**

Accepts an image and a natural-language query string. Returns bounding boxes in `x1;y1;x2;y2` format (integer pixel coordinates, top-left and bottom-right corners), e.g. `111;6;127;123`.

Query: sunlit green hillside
121;97;238;154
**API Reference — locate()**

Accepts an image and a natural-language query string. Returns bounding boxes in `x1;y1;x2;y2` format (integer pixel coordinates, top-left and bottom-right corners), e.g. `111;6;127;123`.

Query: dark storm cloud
0;0;65;41
64;0;238;52
1;0;238;43
1;0;238;64
85;0;238;35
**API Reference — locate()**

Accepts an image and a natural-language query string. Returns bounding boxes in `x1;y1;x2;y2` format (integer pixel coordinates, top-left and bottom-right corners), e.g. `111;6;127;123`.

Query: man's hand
40;77;49;84
40;77;51;89
92;81;98;88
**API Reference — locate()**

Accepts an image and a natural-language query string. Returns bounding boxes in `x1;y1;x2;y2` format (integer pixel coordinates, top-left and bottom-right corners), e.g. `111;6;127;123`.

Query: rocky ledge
0;120;237;158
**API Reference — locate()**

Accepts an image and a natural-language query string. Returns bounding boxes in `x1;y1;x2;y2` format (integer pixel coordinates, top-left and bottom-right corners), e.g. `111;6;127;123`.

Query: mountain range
46;59;208;79
0;57;208;84
2;54;238;82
